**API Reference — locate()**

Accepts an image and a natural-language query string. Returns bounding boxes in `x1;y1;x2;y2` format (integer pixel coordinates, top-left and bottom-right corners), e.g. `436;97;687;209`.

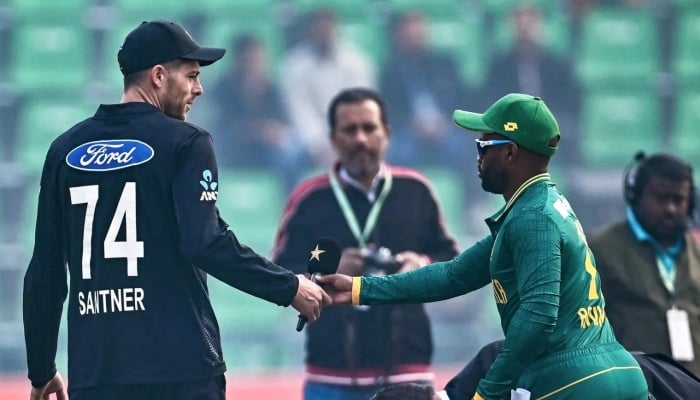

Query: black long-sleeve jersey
23;102;299;390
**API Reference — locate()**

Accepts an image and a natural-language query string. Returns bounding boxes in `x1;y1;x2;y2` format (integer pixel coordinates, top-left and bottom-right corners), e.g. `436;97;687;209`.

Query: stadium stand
117;0;200;21
9;0;87;18
576;9;659;89
214;168;284;257
420;167;466;238
670;89;700;164
15;97;93;175
579;90;662;168
490;5;571;58
671;11;700;87
671;0;700;11
10;20;91;95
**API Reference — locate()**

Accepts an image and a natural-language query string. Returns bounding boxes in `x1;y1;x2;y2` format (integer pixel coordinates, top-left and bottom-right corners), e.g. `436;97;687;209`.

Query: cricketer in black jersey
23;20;329;400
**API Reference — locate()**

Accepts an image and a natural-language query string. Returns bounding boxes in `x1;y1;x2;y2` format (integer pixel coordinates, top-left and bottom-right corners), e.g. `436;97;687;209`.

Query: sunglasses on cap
475;139;513;157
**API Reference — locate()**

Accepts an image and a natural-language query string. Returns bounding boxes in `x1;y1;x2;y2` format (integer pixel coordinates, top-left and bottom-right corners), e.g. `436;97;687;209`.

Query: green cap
453;93;560;156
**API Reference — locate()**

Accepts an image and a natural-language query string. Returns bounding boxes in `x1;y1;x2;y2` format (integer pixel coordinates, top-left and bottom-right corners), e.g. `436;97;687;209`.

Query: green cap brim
452;110;493;133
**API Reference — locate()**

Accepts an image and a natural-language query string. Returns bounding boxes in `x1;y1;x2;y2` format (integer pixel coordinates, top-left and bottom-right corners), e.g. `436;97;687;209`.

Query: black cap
117;20;226;76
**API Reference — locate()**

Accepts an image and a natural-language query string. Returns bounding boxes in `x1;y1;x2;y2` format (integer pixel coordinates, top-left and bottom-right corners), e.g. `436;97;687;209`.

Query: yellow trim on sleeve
473;392;485;400
351;277;362;305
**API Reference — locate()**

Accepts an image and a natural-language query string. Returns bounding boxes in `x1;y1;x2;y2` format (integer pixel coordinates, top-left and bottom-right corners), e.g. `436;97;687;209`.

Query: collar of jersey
94;102;160;118
488;173;551;223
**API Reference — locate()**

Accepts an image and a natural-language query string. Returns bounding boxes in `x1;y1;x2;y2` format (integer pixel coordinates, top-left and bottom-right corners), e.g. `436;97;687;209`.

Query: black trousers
69;375;226;400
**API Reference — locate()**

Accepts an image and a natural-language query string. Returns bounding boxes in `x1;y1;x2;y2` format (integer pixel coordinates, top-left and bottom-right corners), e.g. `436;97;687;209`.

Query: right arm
320;235;493;305
23;147;68;391
173;132;307;307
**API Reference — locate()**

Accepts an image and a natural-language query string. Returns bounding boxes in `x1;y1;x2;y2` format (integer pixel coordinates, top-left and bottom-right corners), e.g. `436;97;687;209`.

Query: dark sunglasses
475;139;513;157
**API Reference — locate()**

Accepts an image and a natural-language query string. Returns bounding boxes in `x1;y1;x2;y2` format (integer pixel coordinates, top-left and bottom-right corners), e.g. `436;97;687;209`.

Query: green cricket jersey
354;174;626;399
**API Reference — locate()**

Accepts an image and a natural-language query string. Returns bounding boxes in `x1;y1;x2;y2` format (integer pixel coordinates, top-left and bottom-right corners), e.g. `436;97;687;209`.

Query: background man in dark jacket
273;87;458;400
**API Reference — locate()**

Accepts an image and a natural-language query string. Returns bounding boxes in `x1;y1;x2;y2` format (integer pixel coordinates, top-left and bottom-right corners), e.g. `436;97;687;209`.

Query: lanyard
656;256;677;297
329;170;393;247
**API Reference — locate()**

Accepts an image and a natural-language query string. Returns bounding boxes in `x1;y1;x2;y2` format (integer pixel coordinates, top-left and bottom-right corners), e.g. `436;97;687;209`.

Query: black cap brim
181;46;226;66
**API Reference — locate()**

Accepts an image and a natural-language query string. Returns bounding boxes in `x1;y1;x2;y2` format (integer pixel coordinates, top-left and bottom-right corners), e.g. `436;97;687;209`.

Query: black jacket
273;165;458;381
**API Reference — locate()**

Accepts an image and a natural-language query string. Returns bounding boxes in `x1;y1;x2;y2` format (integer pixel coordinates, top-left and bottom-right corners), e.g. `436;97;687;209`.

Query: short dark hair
624;152;696;217
123;69;148;89
370;383;435;400
122;59;187;89
327;87;388;132
631;153;694;199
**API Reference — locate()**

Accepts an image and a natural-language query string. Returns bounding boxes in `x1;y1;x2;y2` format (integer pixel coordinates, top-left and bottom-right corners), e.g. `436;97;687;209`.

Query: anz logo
66;139;154;171
199;169;218;202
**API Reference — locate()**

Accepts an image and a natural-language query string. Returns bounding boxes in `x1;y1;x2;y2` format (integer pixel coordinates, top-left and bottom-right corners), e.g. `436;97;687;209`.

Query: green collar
486;173;551;226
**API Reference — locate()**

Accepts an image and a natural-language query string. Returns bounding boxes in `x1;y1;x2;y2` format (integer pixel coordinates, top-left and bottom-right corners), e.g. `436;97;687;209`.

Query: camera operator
273;88;459;400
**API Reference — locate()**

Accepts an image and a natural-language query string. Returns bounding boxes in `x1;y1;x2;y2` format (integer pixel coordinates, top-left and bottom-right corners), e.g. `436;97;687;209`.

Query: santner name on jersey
78;287;145;315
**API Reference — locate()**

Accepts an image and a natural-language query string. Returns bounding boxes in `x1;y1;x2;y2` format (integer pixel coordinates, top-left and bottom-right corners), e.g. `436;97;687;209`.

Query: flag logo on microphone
309;244;326;261
296;238;341;332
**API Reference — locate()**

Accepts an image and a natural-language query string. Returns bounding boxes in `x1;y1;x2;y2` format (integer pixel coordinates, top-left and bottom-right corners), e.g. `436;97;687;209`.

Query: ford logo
66;139;154;171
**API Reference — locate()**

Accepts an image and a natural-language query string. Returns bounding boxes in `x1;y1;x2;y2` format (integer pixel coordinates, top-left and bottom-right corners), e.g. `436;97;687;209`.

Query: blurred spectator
589;152;700;376
210;34;307;194
481;5;580;161
281;8;375;168
273;88;459;400
379;11;470;169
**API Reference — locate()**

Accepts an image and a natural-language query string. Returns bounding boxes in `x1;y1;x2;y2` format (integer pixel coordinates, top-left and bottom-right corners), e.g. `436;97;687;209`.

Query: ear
150;65;167;88
504;142;519;163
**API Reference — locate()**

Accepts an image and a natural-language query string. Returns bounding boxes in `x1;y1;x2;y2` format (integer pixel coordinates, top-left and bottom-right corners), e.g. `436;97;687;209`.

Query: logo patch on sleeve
66;140;154;171
199;169;218;201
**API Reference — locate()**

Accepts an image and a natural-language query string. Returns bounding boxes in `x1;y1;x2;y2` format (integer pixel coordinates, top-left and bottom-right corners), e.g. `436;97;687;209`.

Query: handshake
290;239;428;330
290;238;345;331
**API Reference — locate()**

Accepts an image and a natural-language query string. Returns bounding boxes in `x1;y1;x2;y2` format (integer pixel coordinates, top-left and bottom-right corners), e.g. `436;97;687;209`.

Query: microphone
296;237;341;332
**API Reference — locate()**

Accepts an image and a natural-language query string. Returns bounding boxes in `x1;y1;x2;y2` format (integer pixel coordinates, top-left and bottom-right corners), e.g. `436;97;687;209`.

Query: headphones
623;151;696;219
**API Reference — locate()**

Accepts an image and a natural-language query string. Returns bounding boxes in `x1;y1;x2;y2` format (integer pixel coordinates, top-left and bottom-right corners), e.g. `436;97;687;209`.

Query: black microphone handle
296;315;308;332
296;272;317;332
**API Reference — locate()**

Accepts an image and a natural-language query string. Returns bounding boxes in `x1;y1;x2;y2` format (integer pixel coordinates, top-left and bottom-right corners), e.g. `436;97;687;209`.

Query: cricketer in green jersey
318;94;649;400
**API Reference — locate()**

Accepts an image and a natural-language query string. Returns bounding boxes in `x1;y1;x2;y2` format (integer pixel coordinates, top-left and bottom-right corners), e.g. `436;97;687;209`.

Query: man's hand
315;273;353;304
291;274;332;323
30;372;66;400
336;247;365;276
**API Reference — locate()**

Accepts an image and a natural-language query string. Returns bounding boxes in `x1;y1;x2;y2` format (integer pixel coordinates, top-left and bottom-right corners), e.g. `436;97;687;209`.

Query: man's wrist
351;276;362;304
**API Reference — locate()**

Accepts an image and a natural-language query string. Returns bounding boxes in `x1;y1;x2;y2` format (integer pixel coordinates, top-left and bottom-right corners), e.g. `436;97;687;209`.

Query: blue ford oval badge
66;139;154;171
